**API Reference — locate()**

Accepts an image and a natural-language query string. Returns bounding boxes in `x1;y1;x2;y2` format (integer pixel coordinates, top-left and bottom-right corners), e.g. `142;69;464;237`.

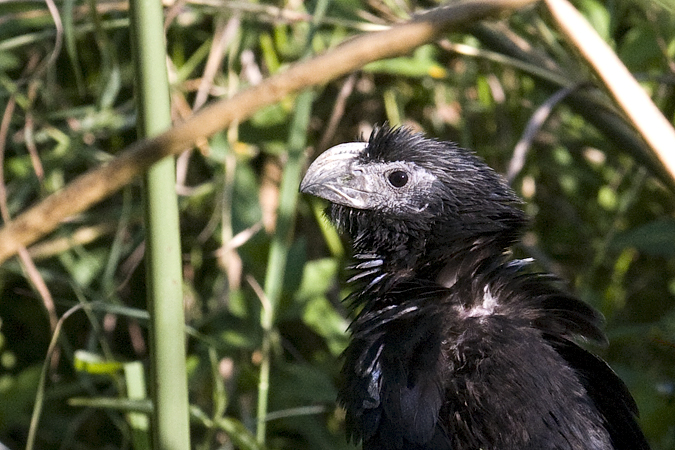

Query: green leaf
295;258;339;302
74;350;124;375
363;45;446;78
577;0;611;41
0;51;19;71
597;185;617;210
0;365;42;428
273;362;337;405
213;416;262;450
611;218;675;257
68;397;153;413
303;295;349;356
60;248;107;287
618;27;662;70
190;405;263;450
250;102;291;127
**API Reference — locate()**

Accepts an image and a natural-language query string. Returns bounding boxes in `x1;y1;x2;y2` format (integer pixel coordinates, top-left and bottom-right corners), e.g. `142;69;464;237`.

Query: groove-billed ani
300;126;649;450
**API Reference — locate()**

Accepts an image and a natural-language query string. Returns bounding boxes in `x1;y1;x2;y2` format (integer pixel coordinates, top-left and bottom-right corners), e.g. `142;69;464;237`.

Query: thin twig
0;94;57;332
506;84;582;183
26;303;88;450
317;73;358;153
264;405;328;422
193;14;241;111
246;274;272;318
0;98;16;223
438;40;573;88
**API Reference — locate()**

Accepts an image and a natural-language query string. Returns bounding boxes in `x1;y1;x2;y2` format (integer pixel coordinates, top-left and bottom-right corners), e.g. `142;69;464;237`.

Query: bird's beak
300;142;373;209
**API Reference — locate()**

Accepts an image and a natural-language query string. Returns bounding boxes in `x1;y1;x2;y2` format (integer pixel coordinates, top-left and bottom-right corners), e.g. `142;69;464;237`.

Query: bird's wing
548;336;651;450
493;263;650;449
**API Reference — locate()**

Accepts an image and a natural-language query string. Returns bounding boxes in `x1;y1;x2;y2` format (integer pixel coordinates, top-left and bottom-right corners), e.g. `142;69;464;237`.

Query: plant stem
256;1;332;442
129;0;191;448
257;89;314;444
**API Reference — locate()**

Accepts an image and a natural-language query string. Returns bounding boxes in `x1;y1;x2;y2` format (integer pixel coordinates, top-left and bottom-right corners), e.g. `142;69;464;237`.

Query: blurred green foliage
0;0;674;449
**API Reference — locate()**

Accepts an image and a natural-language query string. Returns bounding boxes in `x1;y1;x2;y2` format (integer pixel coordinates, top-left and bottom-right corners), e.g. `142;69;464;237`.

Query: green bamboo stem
256;3;330;444
124;361;152;450
128;0;191;449
256;89;314;445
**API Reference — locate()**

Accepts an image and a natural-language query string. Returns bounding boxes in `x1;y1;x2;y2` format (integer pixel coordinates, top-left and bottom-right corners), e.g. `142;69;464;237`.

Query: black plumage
300;126;649;450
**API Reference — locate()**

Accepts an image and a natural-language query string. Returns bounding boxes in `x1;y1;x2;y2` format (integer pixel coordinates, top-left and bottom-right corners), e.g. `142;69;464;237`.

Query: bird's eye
387;170;409;188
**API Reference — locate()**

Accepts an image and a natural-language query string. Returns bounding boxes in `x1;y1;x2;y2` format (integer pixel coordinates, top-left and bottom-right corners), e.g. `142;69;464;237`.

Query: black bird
300;126;649;450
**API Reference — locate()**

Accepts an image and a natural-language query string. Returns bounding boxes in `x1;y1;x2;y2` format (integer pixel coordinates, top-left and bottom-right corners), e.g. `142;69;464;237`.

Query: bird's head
300;126;527;283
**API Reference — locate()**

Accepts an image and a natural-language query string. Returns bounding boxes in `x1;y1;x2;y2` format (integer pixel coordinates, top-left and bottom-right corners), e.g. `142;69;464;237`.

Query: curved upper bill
300;142;374;209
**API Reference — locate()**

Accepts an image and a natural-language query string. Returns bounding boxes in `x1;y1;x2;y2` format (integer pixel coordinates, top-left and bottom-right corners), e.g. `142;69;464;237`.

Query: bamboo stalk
128;0;191;448
256;90;314;444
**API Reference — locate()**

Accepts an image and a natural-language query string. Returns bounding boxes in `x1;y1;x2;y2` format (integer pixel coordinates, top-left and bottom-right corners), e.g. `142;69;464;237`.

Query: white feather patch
457;285;499;319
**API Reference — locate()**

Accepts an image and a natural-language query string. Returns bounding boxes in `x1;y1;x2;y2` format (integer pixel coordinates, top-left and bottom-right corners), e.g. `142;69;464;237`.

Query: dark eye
388;170;409;188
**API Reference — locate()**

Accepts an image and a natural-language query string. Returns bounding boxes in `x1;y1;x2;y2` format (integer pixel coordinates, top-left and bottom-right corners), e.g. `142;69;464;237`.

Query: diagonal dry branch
0;0;537;265
544;0;675;185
